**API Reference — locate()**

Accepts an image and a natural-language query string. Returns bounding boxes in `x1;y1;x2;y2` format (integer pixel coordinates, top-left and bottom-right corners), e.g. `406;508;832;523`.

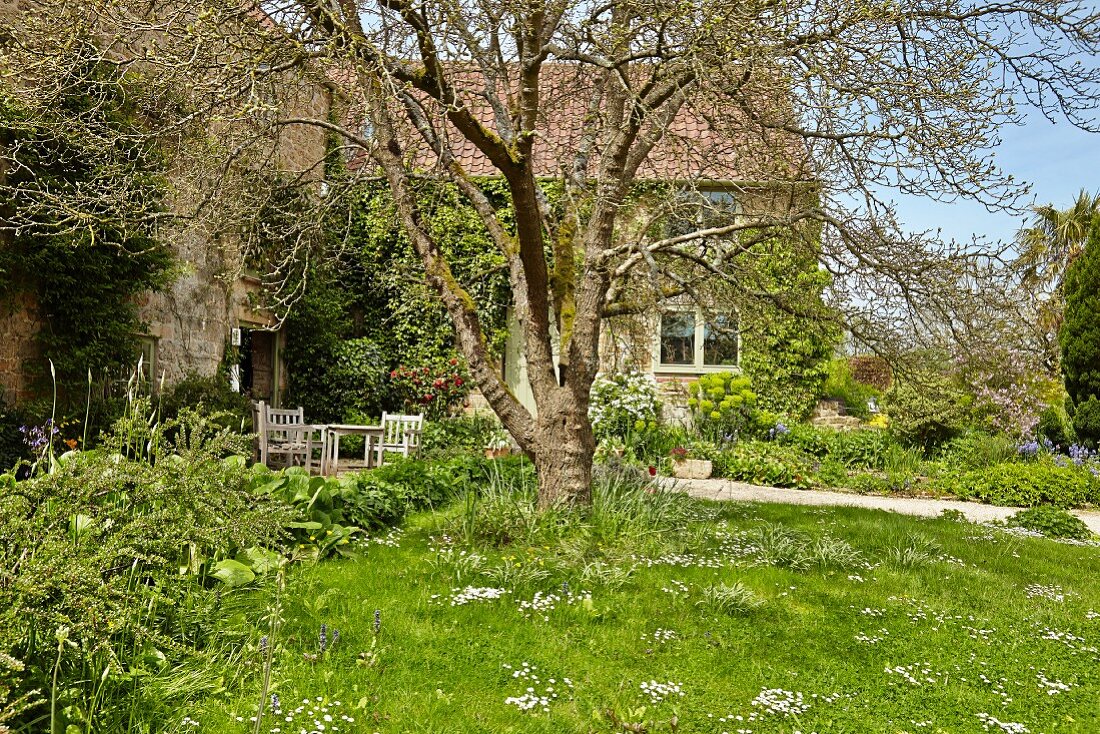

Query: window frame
652;307;741;374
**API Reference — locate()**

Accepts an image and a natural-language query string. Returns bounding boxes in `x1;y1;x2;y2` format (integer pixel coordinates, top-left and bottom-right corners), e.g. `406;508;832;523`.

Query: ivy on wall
282;179;512;421
737;233;840;418
0;54;173;398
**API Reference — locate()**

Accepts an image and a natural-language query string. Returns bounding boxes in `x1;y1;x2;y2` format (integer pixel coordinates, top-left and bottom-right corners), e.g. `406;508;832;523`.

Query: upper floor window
666;189;741;238
656;309;739;371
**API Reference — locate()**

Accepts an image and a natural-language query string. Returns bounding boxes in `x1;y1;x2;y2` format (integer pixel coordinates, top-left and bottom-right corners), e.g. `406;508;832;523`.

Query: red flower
648;466;657;476
424;393;434;402
390;370;397;378
454;378;464;386
449;358;458;366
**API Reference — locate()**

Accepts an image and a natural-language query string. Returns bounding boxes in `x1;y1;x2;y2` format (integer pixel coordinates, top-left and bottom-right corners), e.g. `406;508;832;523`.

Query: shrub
712;442;813;488
159;371;253;432
1037;403;1074;449
420;412;505;457
588;371;662;442
1071;396;1100;450
822;358;881;419
939;432;1021;470
390;360;471;419
1008;505;1093;540
779;425;899;470
0;412;288;731
1060;228;1100;446
325;337;391;419
948;461;1099;507
885;372;973;450
687;371;758;440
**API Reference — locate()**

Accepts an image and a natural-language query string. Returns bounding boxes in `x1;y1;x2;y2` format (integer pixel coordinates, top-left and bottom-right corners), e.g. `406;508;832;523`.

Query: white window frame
652;308;741;374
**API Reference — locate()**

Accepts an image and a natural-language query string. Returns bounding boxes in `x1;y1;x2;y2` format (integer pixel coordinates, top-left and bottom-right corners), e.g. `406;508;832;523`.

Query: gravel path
671;478;1100;534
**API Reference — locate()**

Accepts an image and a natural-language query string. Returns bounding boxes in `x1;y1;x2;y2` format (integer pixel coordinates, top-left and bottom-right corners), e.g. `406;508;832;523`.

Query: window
138;336;157;386
656;309;739;371
666;189;741;237
660;311;696;365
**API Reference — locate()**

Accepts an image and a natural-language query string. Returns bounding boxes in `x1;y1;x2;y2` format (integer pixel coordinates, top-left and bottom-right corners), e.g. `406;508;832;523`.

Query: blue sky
891;112;1100;247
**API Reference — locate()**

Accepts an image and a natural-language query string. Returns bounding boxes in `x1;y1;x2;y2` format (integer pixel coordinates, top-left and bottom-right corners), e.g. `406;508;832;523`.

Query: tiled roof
343;63;810;184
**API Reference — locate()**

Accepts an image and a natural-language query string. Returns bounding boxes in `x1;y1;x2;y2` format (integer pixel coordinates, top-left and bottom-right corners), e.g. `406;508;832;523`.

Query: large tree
3;0;1099;504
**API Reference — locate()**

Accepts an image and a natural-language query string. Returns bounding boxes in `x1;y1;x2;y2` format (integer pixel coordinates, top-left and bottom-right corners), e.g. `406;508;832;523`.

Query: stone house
0;6;337;408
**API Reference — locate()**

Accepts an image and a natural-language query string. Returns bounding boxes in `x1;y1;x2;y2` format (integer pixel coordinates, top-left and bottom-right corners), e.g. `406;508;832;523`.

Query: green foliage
1037;403;1075;449
687;371;758;440
420;412;506;458
283;178;514;422
0;56;173;394
282;268;393;423
159;371;253;433
748;523;865;571
711;442;814;488
589;371;662;443
390;361;471;419
948;460;1099;507
1008;505;1093;540
821;359;881;419
250;455;532;557
885;371;973;450
1060;227;1100;445
697;583;764;615
735;230;841;417
1071;396;1100;449
0;410;288;732
938;432;1021;470
779;424;898;470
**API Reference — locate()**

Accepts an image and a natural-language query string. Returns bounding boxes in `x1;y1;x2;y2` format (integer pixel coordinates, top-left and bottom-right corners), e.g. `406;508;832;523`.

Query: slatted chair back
265;405;305;443
374;412;424;465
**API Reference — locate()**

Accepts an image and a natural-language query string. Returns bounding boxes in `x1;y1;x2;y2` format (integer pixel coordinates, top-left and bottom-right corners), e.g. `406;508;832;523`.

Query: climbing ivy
737;231;839;417
0;53;173;397
282;179;512;420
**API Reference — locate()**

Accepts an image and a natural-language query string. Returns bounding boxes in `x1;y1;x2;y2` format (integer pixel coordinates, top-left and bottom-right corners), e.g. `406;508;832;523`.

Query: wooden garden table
320;423;385;475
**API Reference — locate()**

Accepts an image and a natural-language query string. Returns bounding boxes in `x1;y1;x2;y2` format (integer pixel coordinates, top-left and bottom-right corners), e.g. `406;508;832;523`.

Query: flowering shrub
687;371;758;440
389;359;471;419
588;371;662;442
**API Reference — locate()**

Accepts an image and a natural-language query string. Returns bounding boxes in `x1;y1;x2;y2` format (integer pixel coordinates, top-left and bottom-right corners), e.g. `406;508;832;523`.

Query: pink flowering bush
389;359;471;419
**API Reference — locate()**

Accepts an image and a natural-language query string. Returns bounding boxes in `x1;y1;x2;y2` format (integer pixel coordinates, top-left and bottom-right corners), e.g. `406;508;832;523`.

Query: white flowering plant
588;371;663;443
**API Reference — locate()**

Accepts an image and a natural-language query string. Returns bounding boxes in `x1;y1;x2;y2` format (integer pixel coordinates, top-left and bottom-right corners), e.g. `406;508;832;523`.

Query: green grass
193;501;1100;734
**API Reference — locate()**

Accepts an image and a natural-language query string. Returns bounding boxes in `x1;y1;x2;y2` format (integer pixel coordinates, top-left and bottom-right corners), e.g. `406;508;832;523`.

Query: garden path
673;478;1100;534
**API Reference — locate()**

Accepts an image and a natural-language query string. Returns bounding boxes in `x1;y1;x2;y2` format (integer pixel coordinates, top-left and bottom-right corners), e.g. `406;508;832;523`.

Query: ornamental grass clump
698;582;765;615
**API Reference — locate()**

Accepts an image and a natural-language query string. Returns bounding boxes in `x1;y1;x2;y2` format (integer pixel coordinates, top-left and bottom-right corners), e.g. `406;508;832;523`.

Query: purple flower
1017;440;1039;458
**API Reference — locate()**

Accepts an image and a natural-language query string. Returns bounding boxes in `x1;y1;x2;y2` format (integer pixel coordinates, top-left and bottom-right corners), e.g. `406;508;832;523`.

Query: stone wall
0;76;333;406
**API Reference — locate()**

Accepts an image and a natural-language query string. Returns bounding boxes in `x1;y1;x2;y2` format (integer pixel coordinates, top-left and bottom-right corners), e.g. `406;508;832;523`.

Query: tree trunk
529;395;595;508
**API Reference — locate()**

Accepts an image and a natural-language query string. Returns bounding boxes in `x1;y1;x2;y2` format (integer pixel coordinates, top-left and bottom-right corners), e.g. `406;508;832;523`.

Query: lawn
195;498;1100;734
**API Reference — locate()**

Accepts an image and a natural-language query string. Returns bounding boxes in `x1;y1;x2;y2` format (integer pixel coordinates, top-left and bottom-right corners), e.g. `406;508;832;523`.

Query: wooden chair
254;401;320;471
372;412;424;467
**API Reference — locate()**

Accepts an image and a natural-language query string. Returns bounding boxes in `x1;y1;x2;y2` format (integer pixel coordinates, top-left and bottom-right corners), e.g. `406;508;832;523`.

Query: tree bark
529;389;595;508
